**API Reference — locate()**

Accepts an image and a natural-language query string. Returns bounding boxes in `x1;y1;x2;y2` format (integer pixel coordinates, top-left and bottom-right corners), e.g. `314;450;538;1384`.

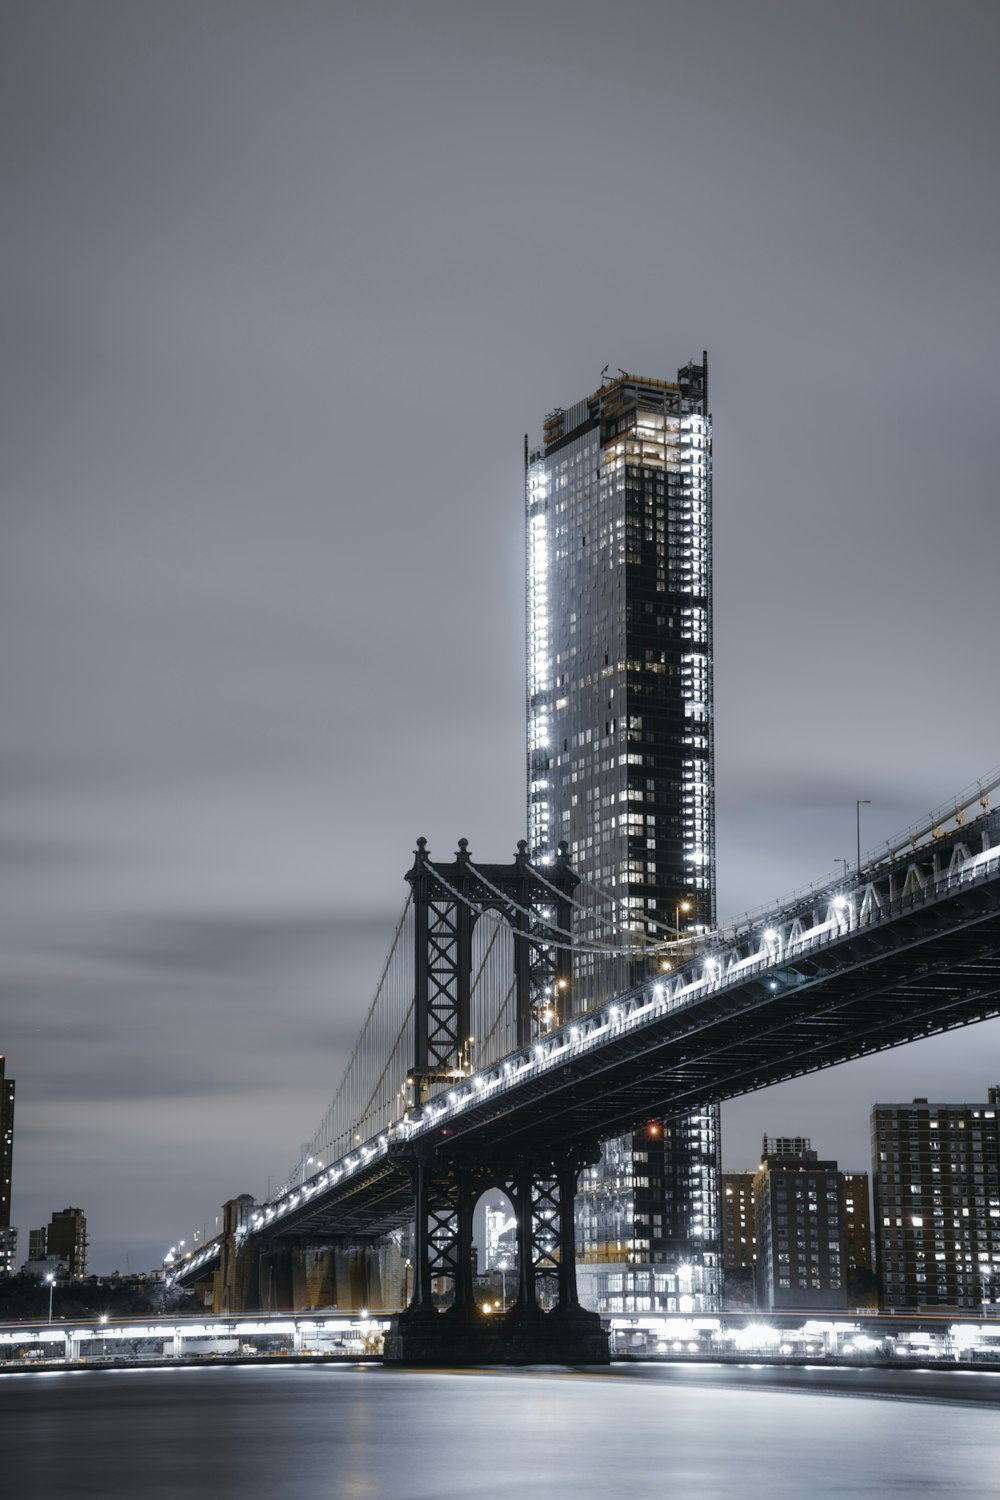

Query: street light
856;800;871;875
675;899;693;944
45;1273;55;1323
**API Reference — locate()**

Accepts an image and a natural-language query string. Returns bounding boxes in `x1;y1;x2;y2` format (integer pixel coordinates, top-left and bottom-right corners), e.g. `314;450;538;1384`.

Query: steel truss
406;836;577;1101
384;838;606;1360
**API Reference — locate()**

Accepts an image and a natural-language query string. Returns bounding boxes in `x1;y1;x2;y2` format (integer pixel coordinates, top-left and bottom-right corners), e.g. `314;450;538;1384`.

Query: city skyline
3;2;999;1271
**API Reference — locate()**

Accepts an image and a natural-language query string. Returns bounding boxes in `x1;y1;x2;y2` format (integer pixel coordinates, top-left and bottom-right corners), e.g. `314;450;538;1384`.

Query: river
2;1362;998;1498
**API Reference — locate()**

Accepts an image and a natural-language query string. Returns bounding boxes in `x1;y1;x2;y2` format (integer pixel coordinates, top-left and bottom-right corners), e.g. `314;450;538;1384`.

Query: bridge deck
174;812;1000;1279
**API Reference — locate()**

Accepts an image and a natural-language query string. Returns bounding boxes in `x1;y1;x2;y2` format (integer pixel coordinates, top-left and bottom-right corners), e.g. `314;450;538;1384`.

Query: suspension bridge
169;774;1000;1363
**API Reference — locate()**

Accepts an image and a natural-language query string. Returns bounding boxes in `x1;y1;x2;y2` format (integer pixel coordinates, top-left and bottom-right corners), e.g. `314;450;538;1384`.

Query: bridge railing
704;769;1000;955
168;791;1000;1263
391;819;1000;1143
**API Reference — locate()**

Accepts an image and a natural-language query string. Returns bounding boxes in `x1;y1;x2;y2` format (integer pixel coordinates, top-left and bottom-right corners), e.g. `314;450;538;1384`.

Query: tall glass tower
525;361;720;1312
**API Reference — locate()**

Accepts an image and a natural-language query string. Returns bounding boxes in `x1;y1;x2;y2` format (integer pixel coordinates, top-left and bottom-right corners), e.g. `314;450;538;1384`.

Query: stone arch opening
472;1183;518;1314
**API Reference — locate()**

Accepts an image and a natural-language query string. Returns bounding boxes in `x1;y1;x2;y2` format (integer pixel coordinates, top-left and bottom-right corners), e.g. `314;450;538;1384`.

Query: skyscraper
0;1056;15;1277
872;1089;1000;1311
525;361;720;1311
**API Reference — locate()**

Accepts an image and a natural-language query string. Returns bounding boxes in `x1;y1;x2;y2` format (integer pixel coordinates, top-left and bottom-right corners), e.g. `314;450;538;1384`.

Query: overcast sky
3;1;999;1273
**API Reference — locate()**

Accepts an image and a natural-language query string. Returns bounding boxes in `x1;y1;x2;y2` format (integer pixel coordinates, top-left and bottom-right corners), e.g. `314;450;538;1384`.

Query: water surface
2;1362;998;1499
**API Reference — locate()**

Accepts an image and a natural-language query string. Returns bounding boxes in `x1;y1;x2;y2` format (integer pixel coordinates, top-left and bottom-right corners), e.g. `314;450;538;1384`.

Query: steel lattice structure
172;792;1000;1361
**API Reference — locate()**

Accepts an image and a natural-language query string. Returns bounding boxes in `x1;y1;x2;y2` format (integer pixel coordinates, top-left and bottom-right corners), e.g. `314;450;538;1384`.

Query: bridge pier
384;839;605;1364
215;1194;259;1314
217;1225;393;1315
258;1244;295;1312
384;1145;608;1365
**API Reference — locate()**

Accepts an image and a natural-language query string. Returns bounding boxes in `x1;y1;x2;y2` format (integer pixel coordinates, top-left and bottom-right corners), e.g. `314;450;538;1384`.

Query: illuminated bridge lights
169;827;1000;1281
7;1311;1000;1370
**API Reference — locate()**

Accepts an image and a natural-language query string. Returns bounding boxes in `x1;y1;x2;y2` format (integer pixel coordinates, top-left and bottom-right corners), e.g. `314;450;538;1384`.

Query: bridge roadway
174;809;1000;1285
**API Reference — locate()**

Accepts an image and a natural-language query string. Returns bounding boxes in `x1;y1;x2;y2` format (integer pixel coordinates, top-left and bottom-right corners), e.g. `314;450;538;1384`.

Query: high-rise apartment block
872;1089;1000;1311
721;1146;871;1310
841;1170;873;1281
37;1207;88;1280
0;1056;15;1277
525;361;719;1311
721;1171;756;1270
752;1140;850;1312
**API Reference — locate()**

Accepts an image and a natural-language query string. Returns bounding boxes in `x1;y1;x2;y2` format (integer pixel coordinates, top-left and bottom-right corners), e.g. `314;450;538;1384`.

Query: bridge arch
473;1185;518;1312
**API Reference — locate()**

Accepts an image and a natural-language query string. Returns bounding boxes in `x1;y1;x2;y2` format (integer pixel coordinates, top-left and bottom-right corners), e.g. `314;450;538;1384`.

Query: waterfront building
721;1171;756;1270
0;1057;14;1277
525;360;719;1312
21;1253;68;1280
872;1088;1000;1311
720;1169;757;1310
722;1148;871;1310
34;1207;88;1280
753;1139;849;1312
841;1171;873;1279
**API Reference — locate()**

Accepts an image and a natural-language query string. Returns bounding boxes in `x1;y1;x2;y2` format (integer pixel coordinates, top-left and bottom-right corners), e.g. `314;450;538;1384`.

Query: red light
647;1122;661;1137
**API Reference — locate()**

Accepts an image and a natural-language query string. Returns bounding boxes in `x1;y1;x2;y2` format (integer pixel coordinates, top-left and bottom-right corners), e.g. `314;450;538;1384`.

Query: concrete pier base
383;1304;609;1366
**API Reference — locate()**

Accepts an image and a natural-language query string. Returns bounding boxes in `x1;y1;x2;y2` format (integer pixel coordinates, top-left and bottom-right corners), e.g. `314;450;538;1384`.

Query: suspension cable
353;996;415;1135
473;857;667;952
321;891;412;1118
532;861;709;947
524;859;624;934
443;858;657;957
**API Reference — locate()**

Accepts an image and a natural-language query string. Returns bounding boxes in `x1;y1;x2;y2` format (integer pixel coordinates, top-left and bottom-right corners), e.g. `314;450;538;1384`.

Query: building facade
721;1171;756;1270
841;1171;873;1281
872;1089;1000;1311
39;1207;88;1280
0;1056;15;1277
720;1169;757;1309
722;1148;871;1310
525;361;719;1311
753;1141;849;1312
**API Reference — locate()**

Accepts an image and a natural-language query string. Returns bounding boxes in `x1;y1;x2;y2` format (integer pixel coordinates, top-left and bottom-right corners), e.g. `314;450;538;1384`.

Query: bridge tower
385;838;609;1364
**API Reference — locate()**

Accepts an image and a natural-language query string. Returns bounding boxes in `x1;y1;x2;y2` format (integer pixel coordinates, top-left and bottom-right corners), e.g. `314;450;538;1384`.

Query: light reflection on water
2;1363;998;1499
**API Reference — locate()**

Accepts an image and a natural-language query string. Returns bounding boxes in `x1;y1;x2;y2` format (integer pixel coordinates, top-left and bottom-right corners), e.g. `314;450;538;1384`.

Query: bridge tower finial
456;837;471;866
